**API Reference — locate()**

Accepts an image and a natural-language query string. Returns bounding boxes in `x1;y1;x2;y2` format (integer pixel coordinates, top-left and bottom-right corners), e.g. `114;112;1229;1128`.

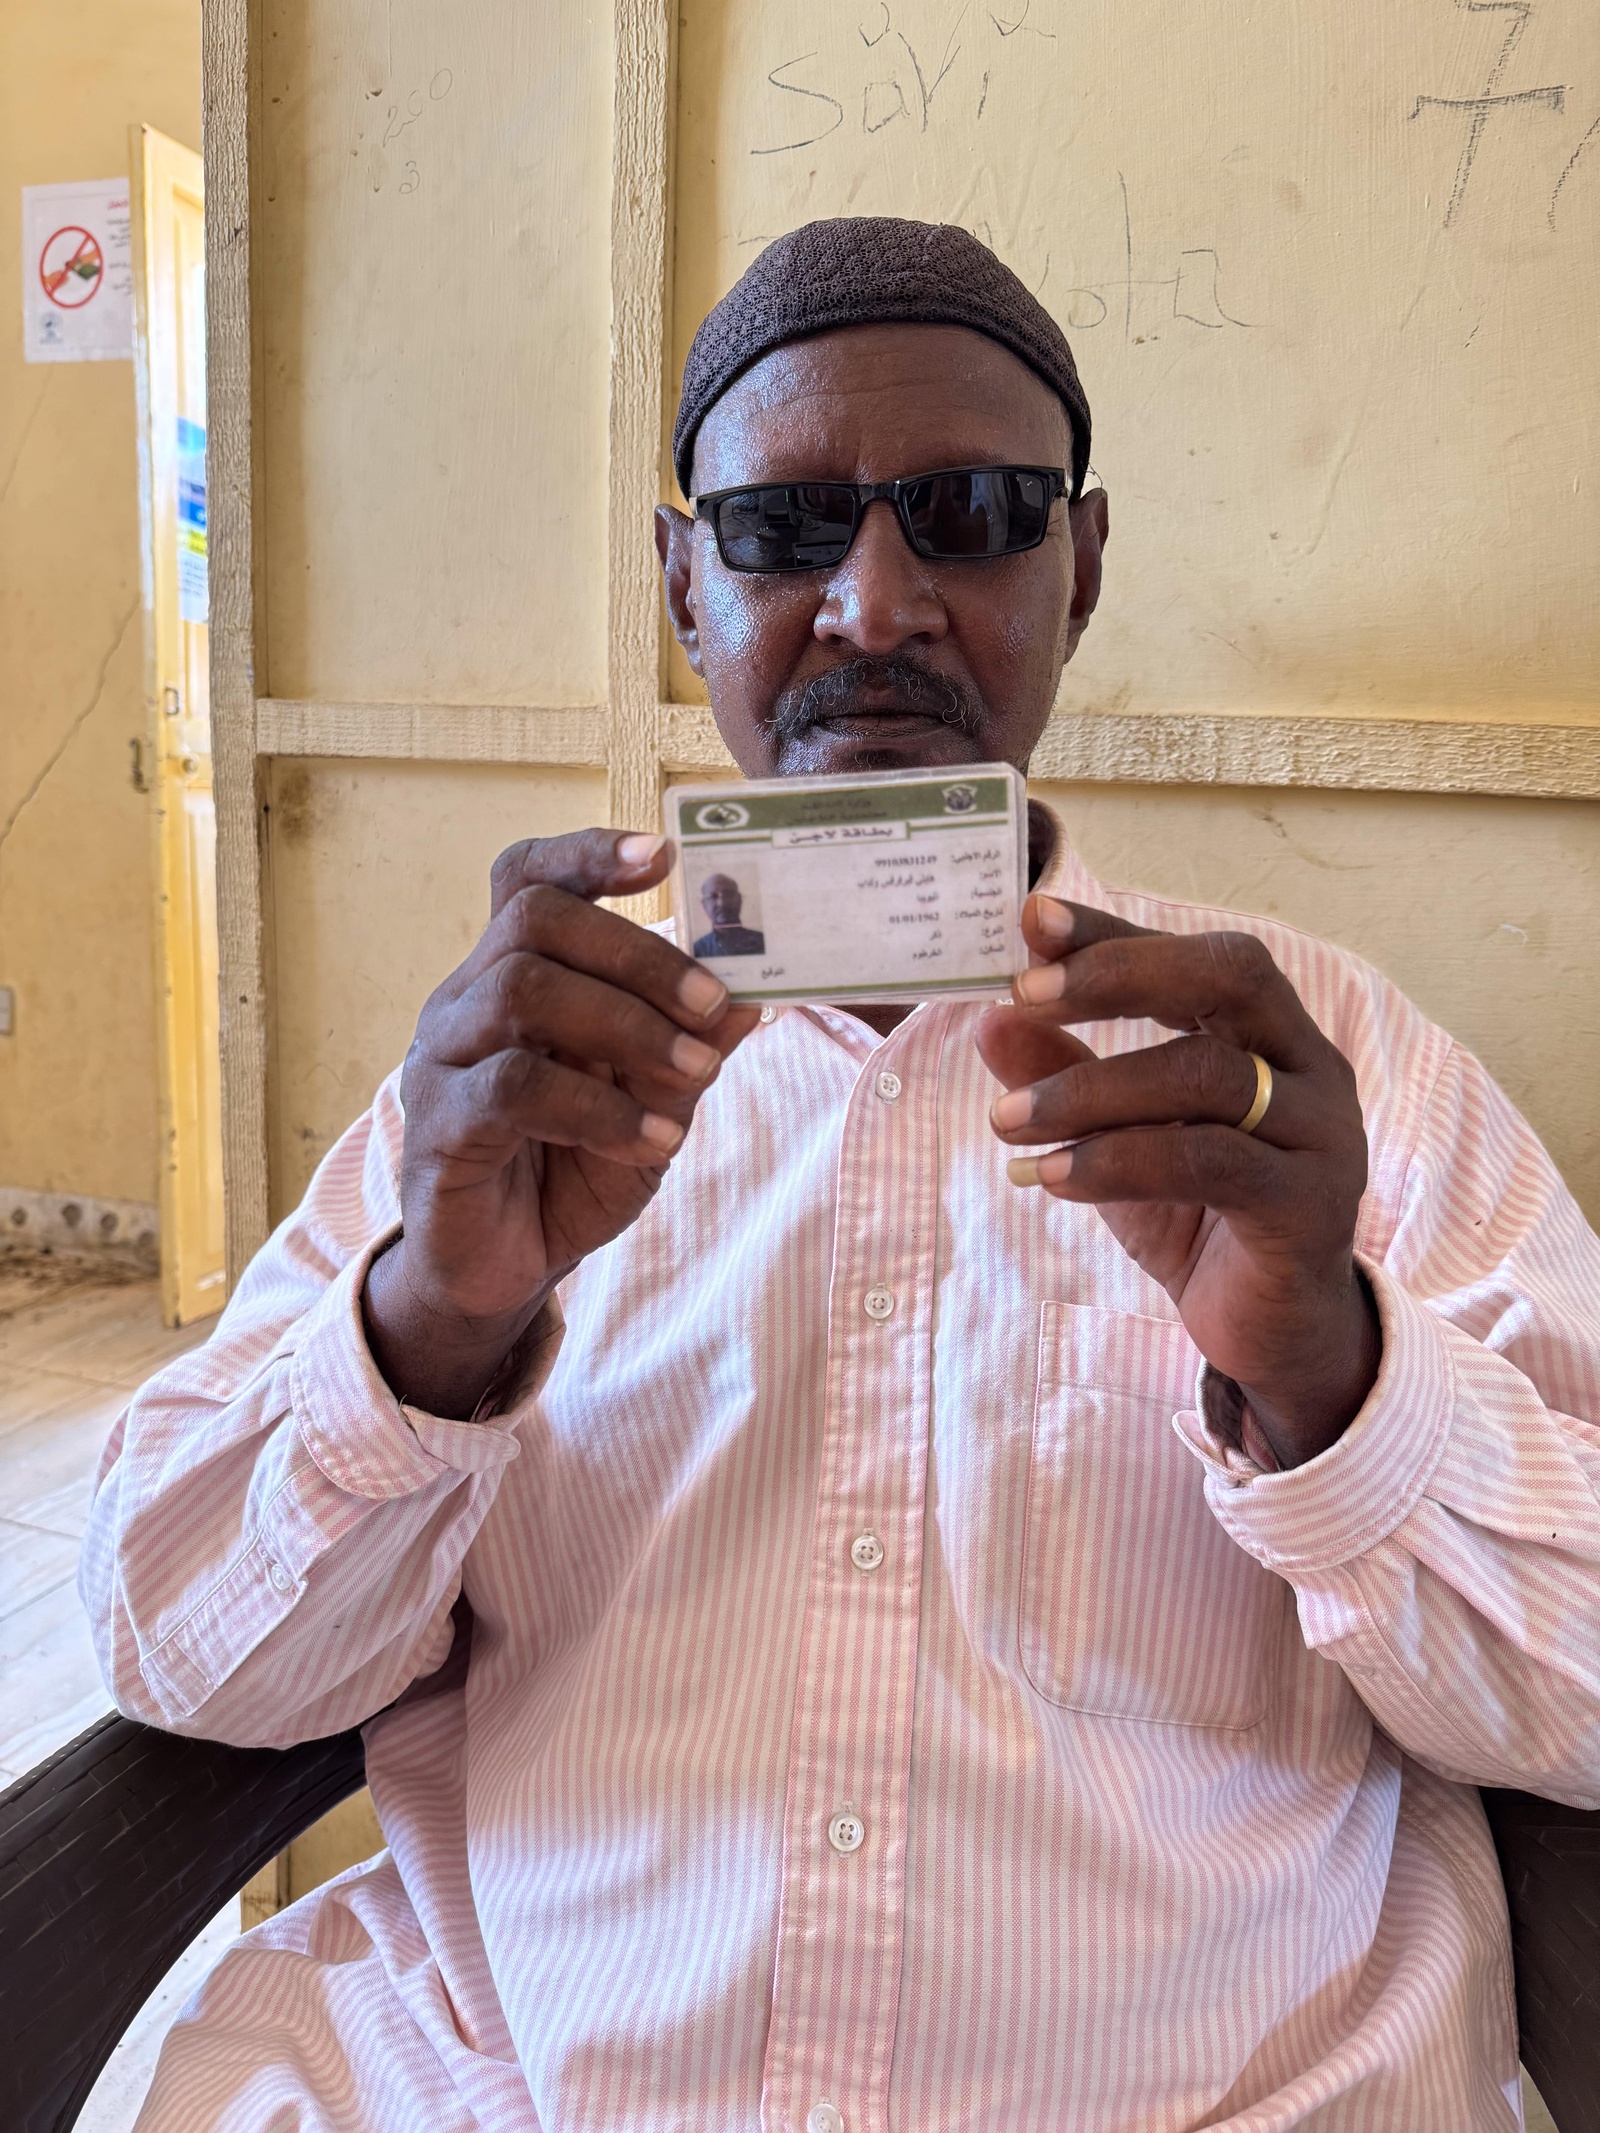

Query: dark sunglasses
693;464;1070;575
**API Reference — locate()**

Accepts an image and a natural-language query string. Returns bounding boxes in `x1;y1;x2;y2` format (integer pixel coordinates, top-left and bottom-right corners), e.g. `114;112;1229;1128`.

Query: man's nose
813;499;949;656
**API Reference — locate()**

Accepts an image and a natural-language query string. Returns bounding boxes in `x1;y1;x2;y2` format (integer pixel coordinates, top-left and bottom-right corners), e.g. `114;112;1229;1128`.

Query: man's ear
655;506;704;678
1061;486;1109;666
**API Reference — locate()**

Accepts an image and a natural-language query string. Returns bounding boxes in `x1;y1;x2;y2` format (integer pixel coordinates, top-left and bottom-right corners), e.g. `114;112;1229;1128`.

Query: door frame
130;121;227;1323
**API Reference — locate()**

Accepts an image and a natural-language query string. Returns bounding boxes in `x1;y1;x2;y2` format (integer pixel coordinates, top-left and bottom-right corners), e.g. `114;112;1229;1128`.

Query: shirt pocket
1020;1302;1286;1731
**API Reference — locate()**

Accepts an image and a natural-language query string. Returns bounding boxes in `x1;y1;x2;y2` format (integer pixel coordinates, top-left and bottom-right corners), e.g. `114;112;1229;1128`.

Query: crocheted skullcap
672;217;1091;499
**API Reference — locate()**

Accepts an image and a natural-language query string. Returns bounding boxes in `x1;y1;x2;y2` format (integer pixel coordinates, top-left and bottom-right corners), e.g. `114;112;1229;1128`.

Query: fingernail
1033;896;1075;942
990;1088;1033;1131
639;1112;685;1153
678;967;728;1019
1015;965;1067;1005
1007;1148;1074;1188
671;1033;720;1082
618;832;667;870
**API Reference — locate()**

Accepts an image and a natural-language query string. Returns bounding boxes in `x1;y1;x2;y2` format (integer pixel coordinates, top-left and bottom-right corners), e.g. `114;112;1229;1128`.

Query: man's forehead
690;323;1069;491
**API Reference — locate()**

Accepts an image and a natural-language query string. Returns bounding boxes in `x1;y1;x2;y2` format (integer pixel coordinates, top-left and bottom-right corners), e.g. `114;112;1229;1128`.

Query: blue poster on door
177;415;207;623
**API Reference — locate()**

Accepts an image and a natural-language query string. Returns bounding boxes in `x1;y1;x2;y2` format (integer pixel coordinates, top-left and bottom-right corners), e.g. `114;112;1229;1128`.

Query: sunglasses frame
692;464;1071;576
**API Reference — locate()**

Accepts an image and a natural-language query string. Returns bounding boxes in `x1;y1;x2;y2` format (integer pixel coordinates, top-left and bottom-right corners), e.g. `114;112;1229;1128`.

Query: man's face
657;323;1109;779
700;874;742;929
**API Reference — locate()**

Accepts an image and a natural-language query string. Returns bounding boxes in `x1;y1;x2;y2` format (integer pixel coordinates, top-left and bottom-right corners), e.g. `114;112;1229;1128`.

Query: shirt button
808;2107;845;2133
265;1558;294;1595
874;1069;902;1101
759;1005;777;1024
850;1532;884;1573
862;1286;895;1321
827;1808;866;1854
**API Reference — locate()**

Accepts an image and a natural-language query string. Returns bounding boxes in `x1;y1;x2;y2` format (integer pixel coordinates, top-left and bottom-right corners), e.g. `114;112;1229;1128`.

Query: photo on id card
665;764;1028;1006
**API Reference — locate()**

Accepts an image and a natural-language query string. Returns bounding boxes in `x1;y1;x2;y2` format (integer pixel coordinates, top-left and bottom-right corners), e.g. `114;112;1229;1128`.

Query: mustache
765;656;986;743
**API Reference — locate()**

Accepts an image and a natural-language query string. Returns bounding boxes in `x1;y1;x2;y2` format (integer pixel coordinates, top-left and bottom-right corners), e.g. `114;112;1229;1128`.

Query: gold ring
1236;1052;1273;1135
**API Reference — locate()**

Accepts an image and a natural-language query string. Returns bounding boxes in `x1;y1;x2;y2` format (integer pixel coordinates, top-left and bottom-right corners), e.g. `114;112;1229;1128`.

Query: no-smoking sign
21;180;132;361
39;226;105;307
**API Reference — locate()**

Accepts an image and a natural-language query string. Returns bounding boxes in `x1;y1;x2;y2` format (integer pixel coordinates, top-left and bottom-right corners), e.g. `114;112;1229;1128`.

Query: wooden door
131;123;226;1326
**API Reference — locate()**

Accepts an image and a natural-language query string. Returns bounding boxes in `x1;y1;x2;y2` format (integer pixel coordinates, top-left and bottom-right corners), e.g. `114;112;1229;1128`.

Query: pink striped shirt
84;819;1600;2132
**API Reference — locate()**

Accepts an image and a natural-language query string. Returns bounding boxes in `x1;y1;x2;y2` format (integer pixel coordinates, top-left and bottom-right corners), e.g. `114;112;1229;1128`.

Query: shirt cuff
289;1231;559;1500
1172;1258;1457;1574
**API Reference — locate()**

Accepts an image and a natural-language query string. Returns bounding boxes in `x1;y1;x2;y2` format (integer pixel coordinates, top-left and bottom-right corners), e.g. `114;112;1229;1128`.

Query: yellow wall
249;0;620;1226
0;0;201;1203
232;0;1596;1264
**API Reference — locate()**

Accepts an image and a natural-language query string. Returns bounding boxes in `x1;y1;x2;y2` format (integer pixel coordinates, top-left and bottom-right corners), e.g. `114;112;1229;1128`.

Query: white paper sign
21;180;133;363
666;765;1028;1006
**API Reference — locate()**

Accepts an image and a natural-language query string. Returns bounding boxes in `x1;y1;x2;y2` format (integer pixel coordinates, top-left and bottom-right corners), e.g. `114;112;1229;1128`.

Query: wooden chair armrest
0;1710;367;2133
1482;1786;1600;2133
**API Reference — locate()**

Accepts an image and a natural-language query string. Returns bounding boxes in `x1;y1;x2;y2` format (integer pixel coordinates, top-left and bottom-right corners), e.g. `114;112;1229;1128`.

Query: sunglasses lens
903;468;1052;558
714;484;858;571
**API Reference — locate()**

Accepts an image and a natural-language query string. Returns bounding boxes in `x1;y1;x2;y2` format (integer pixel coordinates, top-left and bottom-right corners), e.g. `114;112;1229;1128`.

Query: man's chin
775;715;992;777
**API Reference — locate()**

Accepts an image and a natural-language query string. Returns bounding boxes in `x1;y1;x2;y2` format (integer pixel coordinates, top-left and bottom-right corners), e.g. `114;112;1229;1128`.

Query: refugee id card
665;764;1027;1006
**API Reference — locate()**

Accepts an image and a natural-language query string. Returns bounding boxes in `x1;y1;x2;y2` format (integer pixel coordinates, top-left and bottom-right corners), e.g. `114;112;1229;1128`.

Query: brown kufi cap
673;216;1092;499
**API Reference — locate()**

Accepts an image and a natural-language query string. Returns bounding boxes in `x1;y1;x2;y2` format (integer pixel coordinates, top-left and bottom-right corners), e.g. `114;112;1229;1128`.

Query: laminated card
665;765;1027;1007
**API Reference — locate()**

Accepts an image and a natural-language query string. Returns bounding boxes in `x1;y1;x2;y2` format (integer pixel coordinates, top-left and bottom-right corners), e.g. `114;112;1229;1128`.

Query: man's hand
977;894;1379;1470
363;830;759;1419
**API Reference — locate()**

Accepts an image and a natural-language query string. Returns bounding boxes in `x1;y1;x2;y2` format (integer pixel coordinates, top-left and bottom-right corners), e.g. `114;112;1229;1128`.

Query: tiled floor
0;1256;1567;2131
0;1251;230;2131
0;1254;209;1780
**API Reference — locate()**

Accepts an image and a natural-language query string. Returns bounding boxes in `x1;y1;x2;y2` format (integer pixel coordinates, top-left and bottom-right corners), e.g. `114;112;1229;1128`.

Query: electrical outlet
0;987;13;1035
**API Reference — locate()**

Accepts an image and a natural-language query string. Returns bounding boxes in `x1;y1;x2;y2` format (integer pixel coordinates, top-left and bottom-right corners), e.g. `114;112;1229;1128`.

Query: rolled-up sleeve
1176;1038;1600;1807
80;1070;561;1746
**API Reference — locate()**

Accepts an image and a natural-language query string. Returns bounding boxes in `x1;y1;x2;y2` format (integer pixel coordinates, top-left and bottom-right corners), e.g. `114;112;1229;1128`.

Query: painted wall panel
258;0;614;706
671;0;1600;724
266;760;606;1213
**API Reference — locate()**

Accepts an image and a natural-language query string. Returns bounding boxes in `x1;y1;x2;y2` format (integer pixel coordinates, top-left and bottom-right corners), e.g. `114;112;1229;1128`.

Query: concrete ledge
0;1188;158;1267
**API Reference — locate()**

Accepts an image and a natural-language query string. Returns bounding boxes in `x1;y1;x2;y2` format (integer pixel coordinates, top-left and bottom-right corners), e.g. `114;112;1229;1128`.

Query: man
86;219;1600;2131
693;871;765;958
